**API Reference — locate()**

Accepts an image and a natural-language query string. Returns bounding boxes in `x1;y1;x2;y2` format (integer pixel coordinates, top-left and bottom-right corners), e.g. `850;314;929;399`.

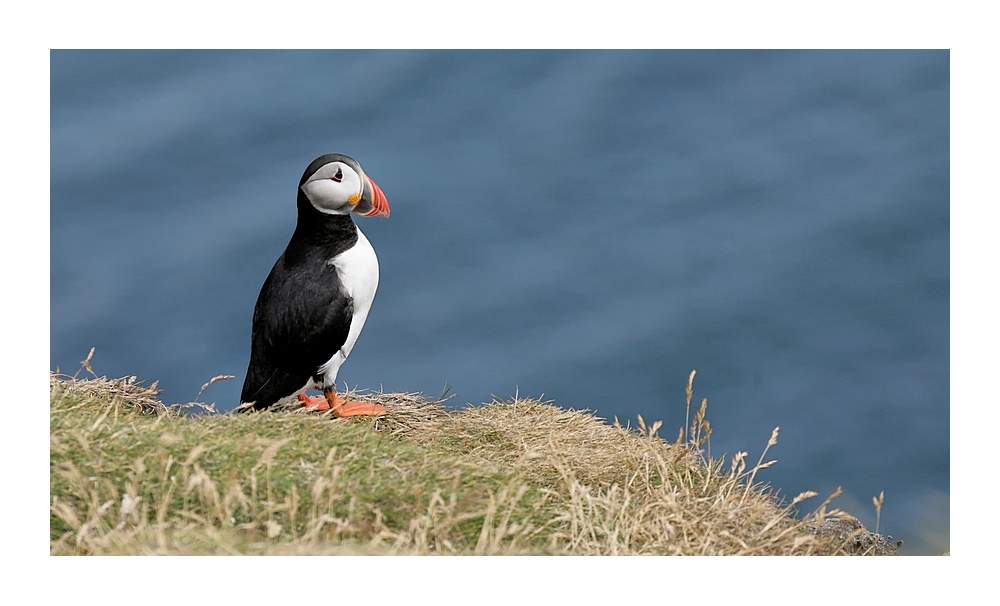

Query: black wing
240;252;353;410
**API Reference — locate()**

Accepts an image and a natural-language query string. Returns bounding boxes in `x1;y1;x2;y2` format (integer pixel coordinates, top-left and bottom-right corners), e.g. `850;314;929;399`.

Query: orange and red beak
356;174;390;218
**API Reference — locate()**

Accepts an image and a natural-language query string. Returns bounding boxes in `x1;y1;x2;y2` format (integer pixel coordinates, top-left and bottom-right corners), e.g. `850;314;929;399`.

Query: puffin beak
355;175;390;218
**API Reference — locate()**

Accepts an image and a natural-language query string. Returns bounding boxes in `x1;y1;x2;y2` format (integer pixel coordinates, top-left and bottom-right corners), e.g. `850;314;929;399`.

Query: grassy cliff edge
50;370;898;555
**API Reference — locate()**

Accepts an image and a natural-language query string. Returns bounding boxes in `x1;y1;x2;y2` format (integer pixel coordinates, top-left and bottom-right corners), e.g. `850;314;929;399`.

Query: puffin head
298;154;390;218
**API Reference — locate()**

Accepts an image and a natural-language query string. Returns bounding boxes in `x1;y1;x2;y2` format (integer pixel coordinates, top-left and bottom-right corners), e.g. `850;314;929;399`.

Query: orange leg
297;389;387;417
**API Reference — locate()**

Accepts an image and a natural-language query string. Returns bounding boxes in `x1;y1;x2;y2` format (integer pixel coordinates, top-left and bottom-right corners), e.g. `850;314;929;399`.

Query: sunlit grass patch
50;358;896;555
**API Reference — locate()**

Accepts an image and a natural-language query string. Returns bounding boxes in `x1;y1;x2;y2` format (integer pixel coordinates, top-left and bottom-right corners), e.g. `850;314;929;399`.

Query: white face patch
300;162;365;214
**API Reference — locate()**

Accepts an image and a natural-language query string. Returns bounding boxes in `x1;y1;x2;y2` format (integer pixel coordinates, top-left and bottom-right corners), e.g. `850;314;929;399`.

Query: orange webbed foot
298;391;387;417
333;399;388;417
298;393;330;411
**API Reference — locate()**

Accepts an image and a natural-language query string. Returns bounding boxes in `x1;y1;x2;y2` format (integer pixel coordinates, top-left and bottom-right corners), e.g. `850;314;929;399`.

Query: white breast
314;226;380;387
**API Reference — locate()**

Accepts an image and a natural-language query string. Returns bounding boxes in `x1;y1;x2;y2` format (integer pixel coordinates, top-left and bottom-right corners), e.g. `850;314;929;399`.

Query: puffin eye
331;167;343;182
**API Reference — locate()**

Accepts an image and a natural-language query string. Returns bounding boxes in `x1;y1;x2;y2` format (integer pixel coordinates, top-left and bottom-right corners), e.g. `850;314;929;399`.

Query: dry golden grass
50;361;894;556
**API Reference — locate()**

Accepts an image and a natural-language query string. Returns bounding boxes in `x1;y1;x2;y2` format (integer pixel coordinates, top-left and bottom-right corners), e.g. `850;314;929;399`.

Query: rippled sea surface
51;50;949;554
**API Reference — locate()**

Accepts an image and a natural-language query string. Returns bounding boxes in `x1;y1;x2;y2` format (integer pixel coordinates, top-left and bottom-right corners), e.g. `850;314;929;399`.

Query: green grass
50;368;895;555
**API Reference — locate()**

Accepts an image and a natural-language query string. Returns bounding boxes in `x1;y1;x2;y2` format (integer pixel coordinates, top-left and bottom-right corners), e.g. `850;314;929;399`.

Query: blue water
50;50;949;554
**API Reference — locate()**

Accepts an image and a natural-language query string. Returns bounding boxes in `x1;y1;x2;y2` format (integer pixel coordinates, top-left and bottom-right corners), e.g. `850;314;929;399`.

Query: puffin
239;154;390;417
